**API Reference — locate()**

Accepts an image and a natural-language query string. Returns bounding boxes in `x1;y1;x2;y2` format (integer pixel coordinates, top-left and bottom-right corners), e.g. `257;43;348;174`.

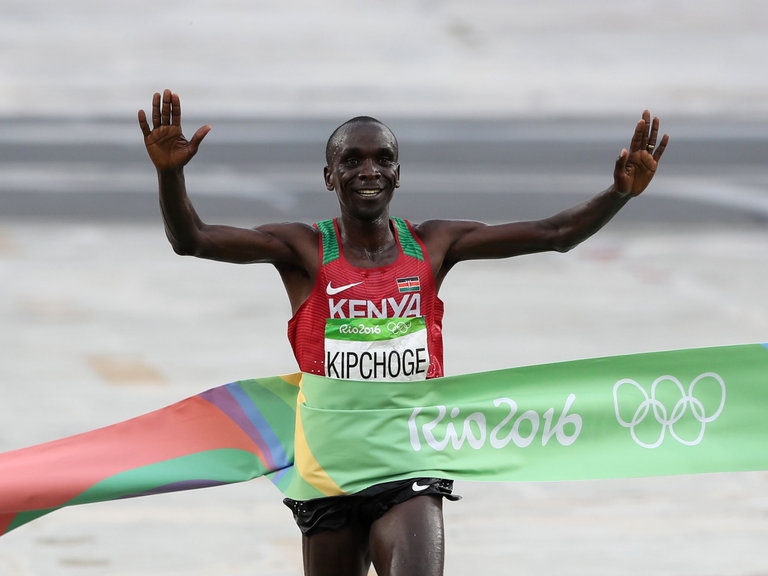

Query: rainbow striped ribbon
2;344;767;536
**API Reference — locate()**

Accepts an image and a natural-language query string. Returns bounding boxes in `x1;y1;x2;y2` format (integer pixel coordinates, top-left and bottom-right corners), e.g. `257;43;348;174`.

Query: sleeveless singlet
287;217;444;380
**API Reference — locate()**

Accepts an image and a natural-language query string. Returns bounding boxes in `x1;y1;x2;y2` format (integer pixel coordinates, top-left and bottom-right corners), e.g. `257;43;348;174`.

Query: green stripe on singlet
317;218;423;264
316;219;340;265
392;218;424;261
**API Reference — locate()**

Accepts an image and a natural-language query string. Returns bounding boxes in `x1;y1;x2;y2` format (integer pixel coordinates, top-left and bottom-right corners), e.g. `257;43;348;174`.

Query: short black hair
325;117;398;165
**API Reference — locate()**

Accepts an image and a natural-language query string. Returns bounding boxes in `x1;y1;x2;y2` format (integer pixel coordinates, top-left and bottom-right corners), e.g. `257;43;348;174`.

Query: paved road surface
1;219;767;576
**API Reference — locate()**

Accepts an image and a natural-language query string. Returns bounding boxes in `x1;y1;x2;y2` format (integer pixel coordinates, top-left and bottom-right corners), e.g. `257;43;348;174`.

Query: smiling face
324;118;400;223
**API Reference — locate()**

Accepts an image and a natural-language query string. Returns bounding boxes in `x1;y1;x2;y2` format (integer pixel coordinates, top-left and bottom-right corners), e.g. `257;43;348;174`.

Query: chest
319;262;426;320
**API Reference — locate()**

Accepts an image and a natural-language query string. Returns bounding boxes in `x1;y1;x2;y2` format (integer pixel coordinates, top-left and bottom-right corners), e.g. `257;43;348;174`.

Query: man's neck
338;214;398;266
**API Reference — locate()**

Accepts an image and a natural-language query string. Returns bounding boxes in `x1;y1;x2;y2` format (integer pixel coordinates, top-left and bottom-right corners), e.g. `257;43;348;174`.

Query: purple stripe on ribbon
199;384;287;470
118;479;229;499
270;466;291;484
227;383;290;468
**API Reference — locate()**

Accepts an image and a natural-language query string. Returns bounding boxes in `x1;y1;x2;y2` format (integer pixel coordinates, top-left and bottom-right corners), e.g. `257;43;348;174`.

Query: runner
138;89;668;576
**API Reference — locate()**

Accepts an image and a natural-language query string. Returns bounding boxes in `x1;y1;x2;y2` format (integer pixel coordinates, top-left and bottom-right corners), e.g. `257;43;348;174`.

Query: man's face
324;122;400;222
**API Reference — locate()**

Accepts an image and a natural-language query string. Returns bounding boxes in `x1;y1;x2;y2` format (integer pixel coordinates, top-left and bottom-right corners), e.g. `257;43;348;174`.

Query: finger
613;148;629;184
629;120;644;153
653;133;670;161
648;116;659;148
138;109;151;137
614;147;627;168
151;92;161;129
171;92;181;127
640;110;651;149
161;89;172;126
188;124;212;153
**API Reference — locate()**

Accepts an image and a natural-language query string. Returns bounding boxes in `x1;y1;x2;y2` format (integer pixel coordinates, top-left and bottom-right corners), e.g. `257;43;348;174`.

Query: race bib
324;317;430;381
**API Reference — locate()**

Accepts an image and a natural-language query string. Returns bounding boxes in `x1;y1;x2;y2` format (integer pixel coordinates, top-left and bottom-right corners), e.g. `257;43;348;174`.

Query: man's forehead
337;122;396;148
325;118;399;165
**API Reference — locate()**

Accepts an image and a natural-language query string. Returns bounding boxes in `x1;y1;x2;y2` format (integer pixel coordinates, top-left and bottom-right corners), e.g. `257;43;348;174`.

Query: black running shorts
283;477;460;535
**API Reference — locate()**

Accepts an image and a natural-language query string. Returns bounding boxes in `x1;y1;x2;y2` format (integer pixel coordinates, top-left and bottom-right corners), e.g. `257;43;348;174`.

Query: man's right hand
138;89;211;172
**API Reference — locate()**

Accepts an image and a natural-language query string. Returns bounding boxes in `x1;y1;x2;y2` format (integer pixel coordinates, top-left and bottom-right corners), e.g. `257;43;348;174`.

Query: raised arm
138;90;316;267
419;110;669;282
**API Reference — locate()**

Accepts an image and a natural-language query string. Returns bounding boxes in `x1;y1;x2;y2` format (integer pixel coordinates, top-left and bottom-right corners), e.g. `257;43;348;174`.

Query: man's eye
345;158;359;166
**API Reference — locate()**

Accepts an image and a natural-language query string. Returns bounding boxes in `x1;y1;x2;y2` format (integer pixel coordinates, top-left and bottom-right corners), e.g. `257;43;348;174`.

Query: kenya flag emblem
396;276;420;293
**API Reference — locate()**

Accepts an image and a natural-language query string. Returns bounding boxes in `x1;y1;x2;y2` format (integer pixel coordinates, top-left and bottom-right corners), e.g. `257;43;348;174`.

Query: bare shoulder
218;221;320;268
254;221;319;250
411;219;489;278
411;218;487;250
253;222;320;308
256;221;318;239
413;217;544;268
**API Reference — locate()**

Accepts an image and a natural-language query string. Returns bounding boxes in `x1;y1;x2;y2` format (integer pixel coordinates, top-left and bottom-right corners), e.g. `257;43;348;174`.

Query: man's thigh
369;495;445;576
302;521;371;576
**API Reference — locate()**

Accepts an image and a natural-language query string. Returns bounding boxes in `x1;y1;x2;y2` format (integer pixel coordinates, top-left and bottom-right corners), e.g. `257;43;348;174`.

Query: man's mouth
356;189;380;197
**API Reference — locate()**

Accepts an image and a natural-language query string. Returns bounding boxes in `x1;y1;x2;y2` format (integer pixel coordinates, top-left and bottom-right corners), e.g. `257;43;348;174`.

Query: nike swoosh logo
326;281;363;296
411;481;430;492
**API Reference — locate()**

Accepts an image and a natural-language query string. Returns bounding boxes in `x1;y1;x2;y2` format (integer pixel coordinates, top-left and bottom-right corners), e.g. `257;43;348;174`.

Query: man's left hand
613;110;669;197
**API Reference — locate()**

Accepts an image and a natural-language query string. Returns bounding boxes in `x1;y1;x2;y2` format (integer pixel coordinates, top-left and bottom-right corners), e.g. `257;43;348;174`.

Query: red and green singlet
288;218;444;381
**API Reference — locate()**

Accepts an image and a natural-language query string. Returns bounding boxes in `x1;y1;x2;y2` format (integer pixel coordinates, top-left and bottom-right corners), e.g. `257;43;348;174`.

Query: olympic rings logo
387;321;413;335
612;372;726;449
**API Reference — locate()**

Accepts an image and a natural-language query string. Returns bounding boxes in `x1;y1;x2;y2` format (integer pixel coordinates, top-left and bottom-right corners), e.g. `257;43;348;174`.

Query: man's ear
324;166;334;190
394;163;401;188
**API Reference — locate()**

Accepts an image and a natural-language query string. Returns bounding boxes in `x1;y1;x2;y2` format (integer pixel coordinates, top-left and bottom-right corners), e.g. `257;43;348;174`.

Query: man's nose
358;158;380;179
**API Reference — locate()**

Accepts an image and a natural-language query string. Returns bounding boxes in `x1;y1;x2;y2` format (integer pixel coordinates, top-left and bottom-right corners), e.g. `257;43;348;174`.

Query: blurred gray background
2;0;767;119
1;1;767;575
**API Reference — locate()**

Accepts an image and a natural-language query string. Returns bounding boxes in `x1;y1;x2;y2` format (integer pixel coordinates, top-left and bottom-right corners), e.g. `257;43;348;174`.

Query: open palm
614;110;669;197
138;90;210;172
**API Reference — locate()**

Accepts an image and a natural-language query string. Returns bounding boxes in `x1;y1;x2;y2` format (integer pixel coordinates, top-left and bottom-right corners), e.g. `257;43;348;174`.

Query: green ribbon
285;343;768;499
